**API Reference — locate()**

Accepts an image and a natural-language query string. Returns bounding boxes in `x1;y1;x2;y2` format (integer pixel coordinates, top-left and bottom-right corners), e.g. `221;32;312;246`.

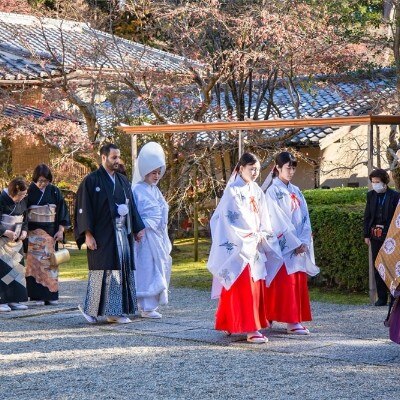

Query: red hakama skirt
264;264;312;323
215;265;269;334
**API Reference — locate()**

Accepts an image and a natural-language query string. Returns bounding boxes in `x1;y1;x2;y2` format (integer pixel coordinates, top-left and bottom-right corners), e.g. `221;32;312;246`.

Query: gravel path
1;279;399;400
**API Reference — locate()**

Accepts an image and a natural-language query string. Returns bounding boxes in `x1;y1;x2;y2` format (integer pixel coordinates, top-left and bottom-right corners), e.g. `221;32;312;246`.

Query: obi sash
28;204;56;223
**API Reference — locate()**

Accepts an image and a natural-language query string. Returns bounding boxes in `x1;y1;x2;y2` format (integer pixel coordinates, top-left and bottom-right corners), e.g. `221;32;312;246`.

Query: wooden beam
370;115;400;124
117;115;381;134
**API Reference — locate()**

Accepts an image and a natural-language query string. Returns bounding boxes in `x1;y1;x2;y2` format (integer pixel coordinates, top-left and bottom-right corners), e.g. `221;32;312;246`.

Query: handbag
371;224;385;241
50;243;70;267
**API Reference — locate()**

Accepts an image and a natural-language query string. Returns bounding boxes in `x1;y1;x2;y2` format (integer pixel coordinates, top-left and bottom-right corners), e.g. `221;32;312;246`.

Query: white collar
106;171;116;184
274;177;292;190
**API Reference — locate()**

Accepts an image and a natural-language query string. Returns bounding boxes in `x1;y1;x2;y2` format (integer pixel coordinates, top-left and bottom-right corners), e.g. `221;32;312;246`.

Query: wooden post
194;200;199;262
376;125;381;168
367;124;377;304
238;130;243;158
193;165;199;262
131;134;137;176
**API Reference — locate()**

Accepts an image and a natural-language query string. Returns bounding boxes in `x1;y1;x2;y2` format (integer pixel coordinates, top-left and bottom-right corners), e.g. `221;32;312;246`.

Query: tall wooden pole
238;130;243;158
376;126;381;168
131;134;137;177
367;124;377;304
193;200;199;261
193;164;199;261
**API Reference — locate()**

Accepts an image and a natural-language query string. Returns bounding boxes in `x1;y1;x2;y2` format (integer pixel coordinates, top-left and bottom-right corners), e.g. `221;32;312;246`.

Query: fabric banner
375;202;400;297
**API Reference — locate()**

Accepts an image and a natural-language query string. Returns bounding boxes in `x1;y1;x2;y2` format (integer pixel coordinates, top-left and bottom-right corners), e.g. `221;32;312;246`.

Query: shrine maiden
207;152;282;343
262;151;319;334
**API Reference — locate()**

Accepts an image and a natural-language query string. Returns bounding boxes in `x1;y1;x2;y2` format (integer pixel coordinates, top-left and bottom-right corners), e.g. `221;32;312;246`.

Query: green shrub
304;187;368;206
309;204;368;291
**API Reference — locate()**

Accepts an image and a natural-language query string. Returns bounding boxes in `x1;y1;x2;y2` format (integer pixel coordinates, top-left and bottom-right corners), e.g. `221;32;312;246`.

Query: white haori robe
208;175;283;299
264;178;320;285
132;182;172;309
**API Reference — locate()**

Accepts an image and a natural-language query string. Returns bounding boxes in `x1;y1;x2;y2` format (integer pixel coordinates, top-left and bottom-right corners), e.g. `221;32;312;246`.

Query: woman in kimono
207;152;283;343
0;178;29;312
132;142;172;319
25;164;71;305
262;152;319;334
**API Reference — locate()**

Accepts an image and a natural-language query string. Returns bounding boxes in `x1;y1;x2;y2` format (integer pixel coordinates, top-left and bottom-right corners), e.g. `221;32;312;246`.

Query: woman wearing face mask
207;152;283;343
132;142;172;319
364;169;400;306
262;152;319;335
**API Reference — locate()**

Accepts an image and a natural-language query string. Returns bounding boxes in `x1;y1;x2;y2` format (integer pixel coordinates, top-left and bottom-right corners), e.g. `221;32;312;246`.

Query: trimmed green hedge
304;187;368;206
309;203;368;291
303;187;369;291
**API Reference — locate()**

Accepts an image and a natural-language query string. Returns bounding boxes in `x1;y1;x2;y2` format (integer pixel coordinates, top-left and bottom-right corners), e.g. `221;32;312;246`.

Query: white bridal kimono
207;175;283;299
264;178;320;285
132;182;172;310
131;141;172;312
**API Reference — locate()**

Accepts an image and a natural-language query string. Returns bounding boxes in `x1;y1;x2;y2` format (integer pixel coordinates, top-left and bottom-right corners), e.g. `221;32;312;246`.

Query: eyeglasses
37;178;50;184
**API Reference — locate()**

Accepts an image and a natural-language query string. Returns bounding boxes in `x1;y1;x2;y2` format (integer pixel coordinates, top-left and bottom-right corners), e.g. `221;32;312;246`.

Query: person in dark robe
75;143;145;324
0;178;29;312
25;164;71;305
364;168;400;306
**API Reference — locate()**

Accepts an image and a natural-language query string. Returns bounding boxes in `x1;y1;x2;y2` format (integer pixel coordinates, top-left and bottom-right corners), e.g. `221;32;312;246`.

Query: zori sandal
286;326;310;335
246;333;268;344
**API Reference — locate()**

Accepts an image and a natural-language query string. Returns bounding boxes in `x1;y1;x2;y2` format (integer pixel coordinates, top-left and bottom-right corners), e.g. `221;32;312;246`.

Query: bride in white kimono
262;151;319;334
207;152;283;343
132;142;172;319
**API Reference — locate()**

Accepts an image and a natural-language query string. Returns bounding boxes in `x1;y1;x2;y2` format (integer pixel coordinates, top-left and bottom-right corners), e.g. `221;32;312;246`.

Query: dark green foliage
309;203;368;291
28;0;57;9
305;1;383;30
302;187;371;291
303;187;368;206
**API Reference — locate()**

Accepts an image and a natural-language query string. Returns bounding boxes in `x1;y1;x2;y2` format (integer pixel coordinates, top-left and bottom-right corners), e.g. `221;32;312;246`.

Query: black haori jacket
364;188;400;239
74;166;145;271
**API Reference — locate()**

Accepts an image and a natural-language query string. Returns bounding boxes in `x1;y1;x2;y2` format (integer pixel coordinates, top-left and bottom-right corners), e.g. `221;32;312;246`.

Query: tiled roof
0;43;63;80
96;70;396;146
204;70;396;146
2;104;82;124
2;103;81;123
0;12;194;81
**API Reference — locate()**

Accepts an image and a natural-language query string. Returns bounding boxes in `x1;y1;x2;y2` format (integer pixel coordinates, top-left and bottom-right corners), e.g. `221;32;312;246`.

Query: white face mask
372;182;386;193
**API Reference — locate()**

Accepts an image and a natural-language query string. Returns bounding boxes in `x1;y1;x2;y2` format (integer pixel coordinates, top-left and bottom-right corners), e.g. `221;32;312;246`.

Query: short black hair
369;168;390;185
32;164;53;183
99;143;119;157
235;152;259;172
272;152;297;177
8;177;28;196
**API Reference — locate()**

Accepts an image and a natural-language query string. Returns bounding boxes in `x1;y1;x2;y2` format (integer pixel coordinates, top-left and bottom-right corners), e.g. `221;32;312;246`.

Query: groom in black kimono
75;143;145;323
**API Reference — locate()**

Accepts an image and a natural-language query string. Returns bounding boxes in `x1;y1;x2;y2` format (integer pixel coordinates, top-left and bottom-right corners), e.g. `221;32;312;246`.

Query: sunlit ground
61;237;369;305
